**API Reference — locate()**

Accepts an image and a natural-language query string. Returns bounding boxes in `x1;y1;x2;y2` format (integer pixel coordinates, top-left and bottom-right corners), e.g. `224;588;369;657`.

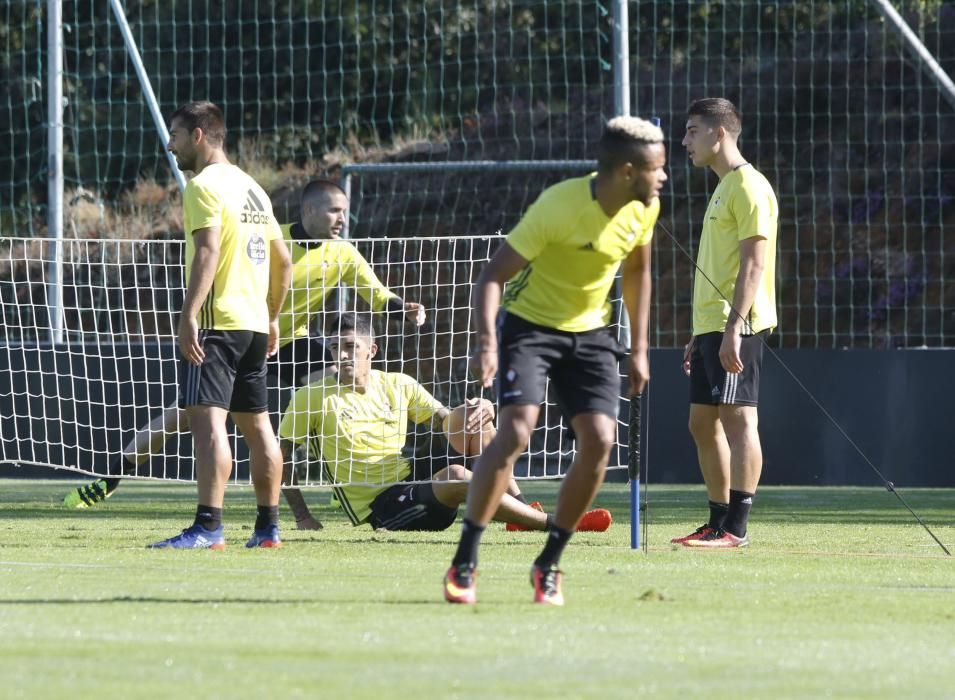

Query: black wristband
386;297;405;312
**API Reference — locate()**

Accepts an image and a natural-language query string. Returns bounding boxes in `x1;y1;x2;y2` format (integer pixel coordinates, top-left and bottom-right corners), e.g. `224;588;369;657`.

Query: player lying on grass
277;311;612;533
64;179;425;515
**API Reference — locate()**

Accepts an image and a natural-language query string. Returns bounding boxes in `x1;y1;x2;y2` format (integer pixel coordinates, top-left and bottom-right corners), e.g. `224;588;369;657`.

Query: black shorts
268;336;330;388
689;331;767;407
178;330;269;412
368;481;458;531
497;311;626;420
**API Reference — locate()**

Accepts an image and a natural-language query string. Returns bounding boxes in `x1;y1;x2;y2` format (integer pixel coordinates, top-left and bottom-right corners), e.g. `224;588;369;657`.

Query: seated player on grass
63;179;425;513
278;311;612;533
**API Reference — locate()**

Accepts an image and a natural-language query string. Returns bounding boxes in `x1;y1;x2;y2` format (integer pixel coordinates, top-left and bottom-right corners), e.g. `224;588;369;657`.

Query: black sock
451;519;486;569
533;524;573;570
194;505;222;531
513;492;528;504
723;490;754;537
255;505;279;530
105;456;137;493
708;500;729;530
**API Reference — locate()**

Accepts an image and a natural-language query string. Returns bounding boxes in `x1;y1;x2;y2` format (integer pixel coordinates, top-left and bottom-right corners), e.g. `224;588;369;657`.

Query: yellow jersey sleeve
730;182;776;241
338;241;397;311
399;375;443;424
183;179;223;234
505;199;551;262
267;215;282;242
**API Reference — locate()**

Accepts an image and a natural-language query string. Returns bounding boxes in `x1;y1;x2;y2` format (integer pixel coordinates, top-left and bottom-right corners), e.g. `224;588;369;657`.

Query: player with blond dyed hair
443;116;668;605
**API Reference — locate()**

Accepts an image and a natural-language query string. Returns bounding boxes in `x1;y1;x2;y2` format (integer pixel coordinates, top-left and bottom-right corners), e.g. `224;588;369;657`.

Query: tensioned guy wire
653;218;950;556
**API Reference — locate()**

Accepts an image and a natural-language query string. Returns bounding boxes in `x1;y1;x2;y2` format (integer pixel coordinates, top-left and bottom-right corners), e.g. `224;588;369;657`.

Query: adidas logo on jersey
241;189;271;225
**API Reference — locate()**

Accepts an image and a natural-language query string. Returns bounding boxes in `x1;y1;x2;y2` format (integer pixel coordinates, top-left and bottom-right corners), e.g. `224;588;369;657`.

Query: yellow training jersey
502;175;659;332
692;165;778;335
278;370;443;525
277;224;397;347
183;163;281;333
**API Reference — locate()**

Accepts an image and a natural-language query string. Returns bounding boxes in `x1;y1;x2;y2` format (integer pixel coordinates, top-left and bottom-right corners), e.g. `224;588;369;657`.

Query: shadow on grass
0;596;437;606
1;482;952;528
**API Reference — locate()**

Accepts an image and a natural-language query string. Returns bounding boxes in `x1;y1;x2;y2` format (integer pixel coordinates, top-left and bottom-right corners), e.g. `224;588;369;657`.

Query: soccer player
148;101;292;549
671;97;778;549
64;179;425;525
277;312;612;534
443;116;667;605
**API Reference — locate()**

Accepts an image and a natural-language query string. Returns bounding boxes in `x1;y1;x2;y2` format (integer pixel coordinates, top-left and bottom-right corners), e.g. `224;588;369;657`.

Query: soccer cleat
443;564;477;604
683;528;749;549
671;524;715;545
530;564;564;606
147;524;226;550
63;479;112;509
577;508;612;532
505;501;546;532
245;524;283;548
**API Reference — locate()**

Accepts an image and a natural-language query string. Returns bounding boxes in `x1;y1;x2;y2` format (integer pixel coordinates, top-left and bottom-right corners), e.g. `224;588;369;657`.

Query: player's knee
192;430;229;458
688;411;717;442
431;477;468;506
445;464;470;481
578;429;615;462
718;405;758;439
495;421;533;457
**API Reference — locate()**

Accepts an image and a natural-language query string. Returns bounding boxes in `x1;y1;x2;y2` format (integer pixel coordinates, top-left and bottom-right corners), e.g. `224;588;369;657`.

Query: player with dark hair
148;100;292;549
443;116;667;605
64;178;425;525
673;97;778;548
277;312;612;534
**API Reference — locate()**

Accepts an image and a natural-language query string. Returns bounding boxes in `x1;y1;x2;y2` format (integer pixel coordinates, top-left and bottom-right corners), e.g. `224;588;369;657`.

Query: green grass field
0;479;952;699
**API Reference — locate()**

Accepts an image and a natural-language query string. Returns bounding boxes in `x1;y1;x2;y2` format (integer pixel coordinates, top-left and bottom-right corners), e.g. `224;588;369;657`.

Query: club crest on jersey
247;234;266;264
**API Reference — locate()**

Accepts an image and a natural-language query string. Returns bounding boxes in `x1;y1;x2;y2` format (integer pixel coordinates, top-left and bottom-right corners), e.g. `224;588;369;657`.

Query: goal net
0;231;631;486
2;1;954;487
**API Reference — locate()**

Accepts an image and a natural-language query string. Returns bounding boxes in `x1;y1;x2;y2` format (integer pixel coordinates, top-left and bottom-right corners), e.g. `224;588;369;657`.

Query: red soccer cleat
443;565;477;604
671;524;715;545
530;564;564;606
506;501;546;532
577;508;612;532
683;528;749;549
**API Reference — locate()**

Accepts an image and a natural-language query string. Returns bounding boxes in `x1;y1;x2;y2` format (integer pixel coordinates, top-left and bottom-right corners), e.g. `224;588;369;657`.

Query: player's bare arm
621;240;652;396
682;336;694;377
267;238;292;357
470;243;529;388
720;235;767;374
279;438;323;530
178;225;220;366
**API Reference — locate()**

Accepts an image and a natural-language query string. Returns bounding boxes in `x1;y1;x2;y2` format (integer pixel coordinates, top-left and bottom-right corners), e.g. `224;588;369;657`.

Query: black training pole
629;393;642;550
